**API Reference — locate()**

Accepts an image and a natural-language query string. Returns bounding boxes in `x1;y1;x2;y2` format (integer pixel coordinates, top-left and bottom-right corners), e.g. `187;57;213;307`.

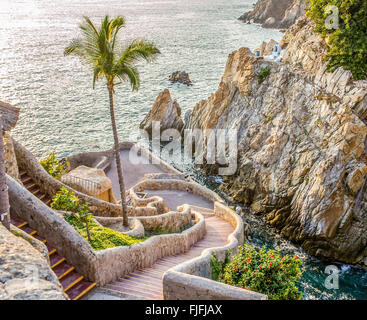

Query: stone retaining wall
7;174;98;281
12;139;154;217
138;206;193;233
162;202;267;300
130;179;222;210
7;175;207;285
93;205;206;285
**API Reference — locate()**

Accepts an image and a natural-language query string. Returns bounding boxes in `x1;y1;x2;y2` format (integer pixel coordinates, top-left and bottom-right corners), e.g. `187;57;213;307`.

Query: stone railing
8;174;207;285
92;205;206;285
137;205;193;234
12;139;154;217
130;178;223;209
162;202;267;300
7;174;98;280
67;141;183;176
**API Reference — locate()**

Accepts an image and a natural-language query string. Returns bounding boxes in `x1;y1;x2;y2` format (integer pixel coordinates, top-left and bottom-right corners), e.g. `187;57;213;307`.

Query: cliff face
239;0;306;29
140;89;184;136
185;18;367;264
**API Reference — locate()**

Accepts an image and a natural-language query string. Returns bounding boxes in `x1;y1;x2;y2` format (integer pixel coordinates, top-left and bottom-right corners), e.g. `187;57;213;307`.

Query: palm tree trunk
85;220;92;242
0;118;10;230
108;84;129;227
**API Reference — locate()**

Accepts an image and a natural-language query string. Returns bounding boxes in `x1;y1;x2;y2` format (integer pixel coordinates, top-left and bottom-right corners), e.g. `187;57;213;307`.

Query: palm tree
65;16;159;227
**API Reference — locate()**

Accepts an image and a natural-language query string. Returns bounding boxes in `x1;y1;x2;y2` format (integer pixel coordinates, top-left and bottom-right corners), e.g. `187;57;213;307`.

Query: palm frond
65;15;159;90
64;38;84;56
117;38;160;66
115;65;141;91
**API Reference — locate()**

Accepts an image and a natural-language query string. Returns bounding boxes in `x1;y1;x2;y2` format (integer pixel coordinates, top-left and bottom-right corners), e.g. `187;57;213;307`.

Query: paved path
100;207;234;300
105;149;167;200
144;189;214;210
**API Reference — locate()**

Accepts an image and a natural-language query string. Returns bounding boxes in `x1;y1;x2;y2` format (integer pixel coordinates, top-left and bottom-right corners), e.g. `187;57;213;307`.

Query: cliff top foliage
306;0;367;80
211;244;303;300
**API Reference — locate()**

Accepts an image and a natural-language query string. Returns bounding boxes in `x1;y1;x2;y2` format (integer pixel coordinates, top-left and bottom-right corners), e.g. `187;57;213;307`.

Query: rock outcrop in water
169;71;192;86
239;0;306;30
140;89;184;136
185;17;367;265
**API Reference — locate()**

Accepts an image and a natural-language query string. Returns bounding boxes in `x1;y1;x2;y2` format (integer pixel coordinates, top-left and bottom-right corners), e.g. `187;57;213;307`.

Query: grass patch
65;213;145;250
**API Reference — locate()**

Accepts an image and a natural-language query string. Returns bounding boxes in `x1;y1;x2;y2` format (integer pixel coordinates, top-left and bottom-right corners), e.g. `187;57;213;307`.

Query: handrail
62;174;102;196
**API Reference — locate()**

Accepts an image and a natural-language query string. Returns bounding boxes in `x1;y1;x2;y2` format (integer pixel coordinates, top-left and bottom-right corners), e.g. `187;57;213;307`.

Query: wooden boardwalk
102;209;234;300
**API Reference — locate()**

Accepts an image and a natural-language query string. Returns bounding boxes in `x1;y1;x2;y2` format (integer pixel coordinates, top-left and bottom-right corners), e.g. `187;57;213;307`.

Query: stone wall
7;175;207;286
12;138;155;217
93;206;206;285
130;179;222;207
3;132;20;182
162;202;267;300
0;224;67;300
137;206;193;233
7;174;98;282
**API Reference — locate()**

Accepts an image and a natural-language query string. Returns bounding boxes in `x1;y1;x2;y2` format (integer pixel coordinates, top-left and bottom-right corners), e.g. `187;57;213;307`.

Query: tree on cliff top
64;16;160;227
306;0;367;80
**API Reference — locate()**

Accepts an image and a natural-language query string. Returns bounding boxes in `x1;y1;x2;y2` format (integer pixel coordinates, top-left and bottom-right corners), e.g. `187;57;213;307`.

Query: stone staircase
9;169;96;300
101;207;234;299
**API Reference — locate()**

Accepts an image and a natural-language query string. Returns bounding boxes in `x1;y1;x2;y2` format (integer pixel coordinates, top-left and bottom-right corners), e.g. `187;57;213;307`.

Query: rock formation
185;17;367;264
239;0;306;29
140;89;184;136
169;71;192;86
0;224;67;300
255;39;279;56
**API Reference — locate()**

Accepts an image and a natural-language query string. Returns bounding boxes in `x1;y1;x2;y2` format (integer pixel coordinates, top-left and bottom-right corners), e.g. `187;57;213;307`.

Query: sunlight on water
0;0;366;300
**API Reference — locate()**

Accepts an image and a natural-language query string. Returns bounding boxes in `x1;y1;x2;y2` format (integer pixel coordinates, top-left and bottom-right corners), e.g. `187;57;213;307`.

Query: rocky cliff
239;0;306;30
0;224;67;300
185;17;367;264
140;89;184;136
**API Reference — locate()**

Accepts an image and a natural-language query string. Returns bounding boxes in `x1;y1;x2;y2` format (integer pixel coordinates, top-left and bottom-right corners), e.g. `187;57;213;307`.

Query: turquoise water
0;0;366;300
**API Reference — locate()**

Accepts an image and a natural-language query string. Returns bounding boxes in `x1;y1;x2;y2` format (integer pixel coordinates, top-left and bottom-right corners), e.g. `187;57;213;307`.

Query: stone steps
11;169;97;300
100;211;234;300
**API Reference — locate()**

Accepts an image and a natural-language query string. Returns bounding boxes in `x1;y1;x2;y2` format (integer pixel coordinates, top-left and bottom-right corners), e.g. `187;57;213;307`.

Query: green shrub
257;66;271;84
211;251;231;281
306;0;367;80
40;152;69;180
52;187;145;250
214;244;303;300
51;186;79;212
65;213;145;250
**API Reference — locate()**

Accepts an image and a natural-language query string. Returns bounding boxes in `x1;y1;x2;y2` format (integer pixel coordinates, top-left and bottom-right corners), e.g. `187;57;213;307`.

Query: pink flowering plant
214;244;303;300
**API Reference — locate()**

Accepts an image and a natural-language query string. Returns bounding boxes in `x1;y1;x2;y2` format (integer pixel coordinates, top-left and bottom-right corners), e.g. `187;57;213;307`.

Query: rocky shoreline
146;17;367;265
239;0;306;30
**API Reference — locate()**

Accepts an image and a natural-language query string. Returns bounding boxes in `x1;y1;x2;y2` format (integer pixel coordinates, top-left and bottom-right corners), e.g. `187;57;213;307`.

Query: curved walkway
98;205;234;300
105;149;167;199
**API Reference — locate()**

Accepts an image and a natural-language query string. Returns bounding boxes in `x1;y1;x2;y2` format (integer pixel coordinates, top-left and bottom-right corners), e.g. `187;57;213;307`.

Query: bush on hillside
306;0;367;80
212;244;303;300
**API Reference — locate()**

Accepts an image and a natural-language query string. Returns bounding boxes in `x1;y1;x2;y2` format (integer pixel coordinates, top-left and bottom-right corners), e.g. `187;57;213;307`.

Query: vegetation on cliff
307;0;367;79
211;245;304;300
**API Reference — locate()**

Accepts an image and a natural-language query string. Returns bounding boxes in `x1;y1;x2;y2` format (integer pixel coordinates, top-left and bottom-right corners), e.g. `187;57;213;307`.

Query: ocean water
0;0;366;300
